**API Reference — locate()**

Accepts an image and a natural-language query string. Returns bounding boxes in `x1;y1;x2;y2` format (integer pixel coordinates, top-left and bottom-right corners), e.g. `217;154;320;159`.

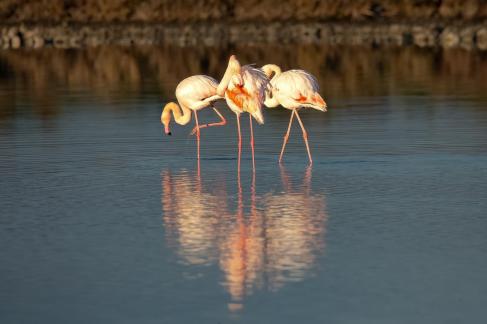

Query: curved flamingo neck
260;65;280;108
162;102;192;127
261;64;282;81
217;55;241;96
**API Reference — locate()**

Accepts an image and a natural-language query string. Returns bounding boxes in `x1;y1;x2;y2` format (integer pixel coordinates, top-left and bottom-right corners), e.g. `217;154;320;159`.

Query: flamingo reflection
161;169;228;265
161;166;328;312
263;165;326;291
219;172;264;311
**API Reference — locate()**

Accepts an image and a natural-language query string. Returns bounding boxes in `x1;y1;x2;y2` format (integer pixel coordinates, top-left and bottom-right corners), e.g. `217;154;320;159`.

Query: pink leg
194;110;201;162
249;114;255;170
236;113;242;175
190;107;227;135
279;109;295;163
294;110;313;165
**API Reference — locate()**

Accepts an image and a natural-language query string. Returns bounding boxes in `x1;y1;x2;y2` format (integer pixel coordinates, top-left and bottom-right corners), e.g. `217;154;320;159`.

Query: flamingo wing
274;70;326;111
176;75;221;110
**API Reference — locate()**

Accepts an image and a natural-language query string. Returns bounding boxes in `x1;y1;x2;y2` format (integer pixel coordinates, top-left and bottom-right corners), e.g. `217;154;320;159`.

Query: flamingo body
267;70;326;112
224;65;268;125
175;75;221;112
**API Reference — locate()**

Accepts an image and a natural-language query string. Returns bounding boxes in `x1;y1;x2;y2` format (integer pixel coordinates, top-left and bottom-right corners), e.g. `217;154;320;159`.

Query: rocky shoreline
1;22;487;50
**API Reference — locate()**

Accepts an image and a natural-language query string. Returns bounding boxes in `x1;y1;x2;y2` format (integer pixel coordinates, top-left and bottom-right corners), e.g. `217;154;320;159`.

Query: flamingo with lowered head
261;64;327;165
161;75;226;160
217;55;268;170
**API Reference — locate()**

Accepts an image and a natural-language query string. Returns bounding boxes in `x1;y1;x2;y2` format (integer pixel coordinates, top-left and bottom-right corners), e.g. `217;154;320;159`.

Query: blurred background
1;0;487;23
1;0;487;119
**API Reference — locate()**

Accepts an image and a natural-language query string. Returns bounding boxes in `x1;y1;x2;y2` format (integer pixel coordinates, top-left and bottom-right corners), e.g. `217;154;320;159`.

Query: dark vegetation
0;0;486;23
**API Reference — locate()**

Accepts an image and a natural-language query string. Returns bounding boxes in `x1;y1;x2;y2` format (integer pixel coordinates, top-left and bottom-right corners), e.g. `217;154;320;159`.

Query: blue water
1;46;487;323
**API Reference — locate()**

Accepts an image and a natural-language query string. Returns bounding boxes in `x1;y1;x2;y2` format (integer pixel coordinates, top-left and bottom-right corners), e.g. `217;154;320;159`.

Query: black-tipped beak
166;132;172;136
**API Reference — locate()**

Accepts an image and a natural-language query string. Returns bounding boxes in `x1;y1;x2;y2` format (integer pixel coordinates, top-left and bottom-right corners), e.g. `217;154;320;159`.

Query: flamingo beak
161;122;171;135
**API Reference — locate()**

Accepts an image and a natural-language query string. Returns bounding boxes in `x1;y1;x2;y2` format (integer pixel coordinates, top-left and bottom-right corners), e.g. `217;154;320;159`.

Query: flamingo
261;64;327;164
216;55;268;170
161;75;226;161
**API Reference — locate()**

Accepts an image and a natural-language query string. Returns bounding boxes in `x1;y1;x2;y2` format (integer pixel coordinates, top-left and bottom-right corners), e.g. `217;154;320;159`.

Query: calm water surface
1;45;487;323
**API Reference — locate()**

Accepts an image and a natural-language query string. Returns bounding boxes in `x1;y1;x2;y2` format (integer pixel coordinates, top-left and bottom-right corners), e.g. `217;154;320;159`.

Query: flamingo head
161;102;177;135
230;74;244;88
314;94;328;112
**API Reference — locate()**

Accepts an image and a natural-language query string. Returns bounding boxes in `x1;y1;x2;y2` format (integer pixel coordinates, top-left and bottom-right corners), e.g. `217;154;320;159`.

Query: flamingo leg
249;114;255;170
236;113;242;175
279;109;295;163
193;110;201;162
294;110;313;165
190;106;227;135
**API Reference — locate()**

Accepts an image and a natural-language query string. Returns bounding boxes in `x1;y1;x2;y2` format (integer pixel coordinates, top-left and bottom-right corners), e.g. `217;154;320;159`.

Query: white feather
267;69;326;111
224;65;269;124
176;75;221;111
